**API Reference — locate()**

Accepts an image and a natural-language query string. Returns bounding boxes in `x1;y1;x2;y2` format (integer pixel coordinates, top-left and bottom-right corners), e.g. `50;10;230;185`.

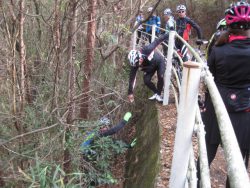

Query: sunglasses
178;10;185;13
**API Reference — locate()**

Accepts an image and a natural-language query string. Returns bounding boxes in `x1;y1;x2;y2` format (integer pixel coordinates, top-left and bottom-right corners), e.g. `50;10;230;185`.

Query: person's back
198;2;250;187
209;39;250;88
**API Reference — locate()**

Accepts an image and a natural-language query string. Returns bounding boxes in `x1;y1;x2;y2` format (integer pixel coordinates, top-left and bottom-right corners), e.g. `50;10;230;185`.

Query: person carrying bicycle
162;8;176;56
175;4;203;61
127;33;170;103
197;2;250;187
145;7;161;43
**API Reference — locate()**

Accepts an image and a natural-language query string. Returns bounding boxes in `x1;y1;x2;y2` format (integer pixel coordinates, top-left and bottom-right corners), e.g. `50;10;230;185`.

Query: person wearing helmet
80;112;136;186
175;4;203;61
145;6;161;43
197;2;250;187
135;10;145;45
162;8;176;56
127;33;170;103
206;18;227;58
81;112;135;157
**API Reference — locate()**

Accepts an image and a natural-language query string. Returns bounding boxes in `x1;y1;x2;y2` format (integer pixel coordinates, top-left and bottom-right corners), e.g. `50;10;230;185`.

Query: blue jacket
146;15;161;34
80;119;128;151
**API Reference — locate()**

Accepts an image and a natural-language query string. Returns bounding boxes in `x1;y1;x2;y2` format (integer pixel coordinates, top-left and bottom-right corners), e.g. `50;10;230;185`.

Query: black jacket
208;38;250;112
128;34;169;94
176;16;202;39
208;39;250;88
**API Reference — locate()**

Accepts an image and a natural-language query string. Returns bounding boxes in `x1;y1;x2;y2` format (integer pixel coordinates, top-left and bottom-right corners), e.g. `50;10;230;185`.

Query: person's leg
180;44;189;62
136;30;142;44
143;72;158;94
156;62;166;95
147;33;152;43
162;41;168;56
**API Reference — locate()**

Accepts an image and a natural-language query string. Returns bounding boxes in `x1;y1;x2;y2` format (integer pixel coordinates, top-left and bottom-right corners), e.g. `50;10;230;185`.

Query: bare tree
80;0;97;119
19;0;26;110
63;0;78;181
51;0;62;112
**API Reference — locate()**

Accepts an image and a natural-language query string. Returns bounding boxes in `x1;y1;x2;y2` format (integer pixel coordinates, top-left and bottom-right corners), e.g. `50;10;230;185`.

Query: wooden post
151;24;156;42
169;61;201;188
163;31;175;105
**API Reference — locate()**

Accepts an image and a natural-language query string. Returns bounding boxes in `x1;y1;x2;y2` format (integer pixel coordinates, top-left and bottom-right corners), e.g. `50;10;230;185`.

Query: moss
124;101;160;188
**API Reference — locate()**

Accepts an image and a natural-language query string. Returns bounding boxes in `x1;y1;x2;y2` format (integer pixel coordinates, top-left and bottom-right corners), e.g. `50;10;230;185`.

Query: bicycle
191;40;208;63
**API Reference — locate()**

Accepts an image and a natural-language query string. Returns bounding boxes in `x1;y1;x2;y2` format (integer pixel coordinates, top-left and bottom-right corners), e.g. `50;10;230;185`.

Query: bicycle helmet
176;4;186;12
216;18;227;30
99;117;110;126
164;8;172;15
128;50;142;67
225;1;250;26
148;7;153;12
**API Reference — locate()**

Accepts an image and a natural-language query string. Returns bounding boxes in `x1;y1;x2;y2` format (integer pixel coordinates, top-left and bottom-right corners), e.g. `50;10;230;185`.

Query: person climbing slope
81;112;136;160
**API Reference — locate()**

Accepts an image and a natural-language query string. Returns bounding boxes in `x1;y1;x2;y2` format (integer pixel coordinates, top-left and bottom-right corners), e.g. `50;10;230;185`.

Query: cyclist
135;10;145;45
145;6;161;43
80;112;136;186
127;33;170;103
197;2;250;187
162;8;175;56
206;18;227;58
175;4;203;61
81;112;136;160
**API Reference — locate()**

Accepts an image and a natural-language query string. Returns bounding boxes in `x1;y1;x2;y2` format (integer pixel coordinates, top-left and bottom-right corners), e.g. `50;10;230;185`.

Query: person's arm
186;17;202;39
207;48;216;77
143;33;169;55
100;112;132;137
128;66;138;95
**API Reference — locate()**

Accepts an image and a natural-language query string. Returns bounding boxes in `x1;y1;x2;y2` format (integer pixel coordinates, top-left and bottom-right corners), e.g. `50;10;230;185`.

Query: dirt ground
155;102;250;188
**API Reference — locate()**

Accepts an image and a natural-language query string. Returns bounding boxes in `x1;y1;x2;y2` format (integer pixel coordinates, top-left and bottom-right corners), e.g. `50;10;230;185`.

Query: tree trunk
51;0;61;112
80;0;97;119
63;0;78;182
19;0;26;110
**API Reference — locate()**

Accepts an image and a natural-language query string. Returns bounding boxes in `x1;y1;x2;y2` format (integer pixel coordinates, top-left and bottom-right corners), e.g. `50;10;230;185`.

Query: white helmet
128;50;141;67
164;8;172;15
176;4;186;11
99;117;110;126
147;7;153;12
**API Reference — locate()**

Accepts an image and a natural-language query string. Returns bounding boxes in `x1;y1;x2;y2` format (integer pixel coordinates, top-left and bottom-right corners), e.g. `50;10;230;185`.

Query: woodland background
0;0;237;187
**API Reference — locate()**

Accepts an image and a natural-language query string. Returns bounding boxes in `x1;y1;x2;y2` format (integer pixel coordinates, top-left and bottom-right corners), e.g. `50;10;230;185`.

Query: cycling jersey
128;34;169;95
176;16;202;40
